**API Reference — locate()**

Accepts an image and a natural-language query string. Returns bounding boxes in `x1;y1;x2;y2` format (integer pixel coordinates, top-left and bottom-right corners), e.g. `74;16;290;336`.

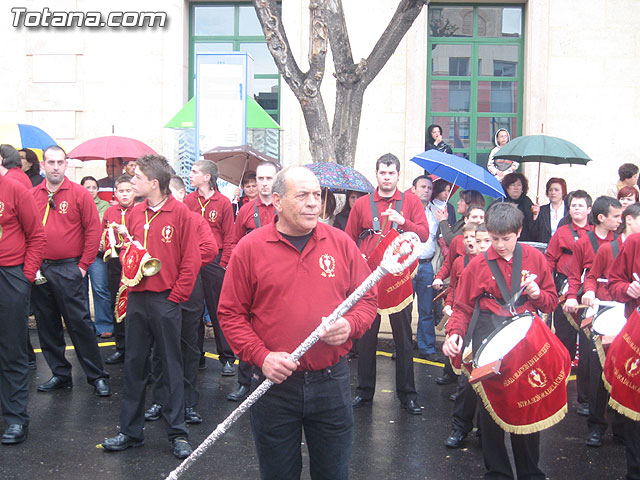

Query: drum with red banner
603;308;640;421
366;229;418;315
468;312;571;434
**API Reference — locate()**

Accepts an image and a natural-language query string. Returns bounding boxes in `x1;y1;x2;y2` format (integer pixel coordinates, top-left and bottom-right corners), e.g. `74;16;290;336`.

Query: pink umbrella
67;135;158;161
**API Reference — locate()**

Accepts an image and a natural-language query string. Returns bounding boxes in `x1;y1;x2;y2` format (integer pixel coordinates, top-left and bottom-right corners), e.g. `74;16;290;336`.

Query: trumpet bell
141;258;161;277
34;269;48;285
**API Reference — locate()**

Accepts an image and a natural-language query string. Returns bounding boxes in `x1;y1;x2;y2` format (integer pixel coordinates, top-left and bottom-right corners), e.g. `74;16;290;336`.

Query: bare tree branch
304;1;329;98
321;0;358;86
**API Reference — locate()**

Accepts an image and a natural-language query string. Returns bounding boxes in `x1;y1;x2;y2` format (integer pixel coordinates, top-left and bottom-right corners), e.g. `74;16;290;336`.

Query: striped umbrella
0;123;58;150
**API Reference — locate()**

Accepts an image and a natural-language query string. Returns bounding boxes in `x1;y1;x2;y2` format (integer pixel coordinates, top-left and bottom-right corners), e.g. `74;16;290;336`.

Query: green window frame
188;2;281;123
426;4;524;168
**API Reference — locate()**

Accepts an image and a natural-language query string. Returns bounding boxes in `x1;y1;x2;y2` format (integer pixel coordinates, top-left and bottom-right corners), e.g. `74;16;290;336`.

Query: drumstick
633;273;640;283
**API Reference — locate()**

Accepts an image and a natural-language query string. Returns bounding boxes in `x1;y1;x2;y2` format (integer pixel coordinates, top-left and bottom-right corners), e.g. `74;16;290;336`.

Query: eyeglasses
47;192;56;211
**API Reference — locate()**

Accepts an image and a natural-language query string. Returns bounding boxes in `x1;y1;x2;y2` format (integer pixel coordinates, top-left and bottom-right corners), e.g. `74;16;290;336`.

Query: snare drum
591;301;627;368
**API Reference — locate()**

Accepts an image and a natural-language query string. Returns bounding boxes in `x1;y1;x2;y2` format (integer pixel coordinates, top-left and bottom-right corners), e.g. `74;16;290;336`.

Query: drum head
592;303;627;337
475;314;534;367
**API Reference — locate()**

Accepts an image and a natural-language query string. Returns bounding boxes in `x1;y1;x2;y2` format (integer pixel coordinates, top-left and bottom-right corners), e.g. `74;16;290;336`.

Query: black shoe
105;351;124;365
227;385;250;402
172;437;192;459
401;399;423;415
420;353;443;363
445;430;466;448
1;424;28;445
221;361;236;376
449;392;459;402
586;431;603;447
94;378;111;397
184;407;202;424
352;395;373;408
27;360;36;370
37;376;72;392
577;402;590;417
102;433;144;451
436;373;455;385
144;403;162;422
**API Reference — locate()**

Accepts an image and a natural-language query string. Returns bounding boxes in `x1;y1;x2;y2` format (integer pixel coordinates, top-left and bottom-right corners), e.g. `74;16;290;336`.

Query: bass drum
591;301;627;368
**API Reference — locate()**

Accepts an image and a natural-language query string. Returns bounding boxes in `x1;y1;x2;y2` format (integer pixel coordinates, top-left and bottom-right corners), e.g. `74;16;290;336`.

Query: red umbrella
67;135;158;161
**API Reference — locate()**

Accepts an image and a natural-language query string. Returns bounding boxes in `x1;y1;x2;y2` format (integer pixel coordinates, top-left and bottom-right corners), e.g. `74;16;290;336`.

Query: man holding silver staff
0;173;45;444
219;166;377;480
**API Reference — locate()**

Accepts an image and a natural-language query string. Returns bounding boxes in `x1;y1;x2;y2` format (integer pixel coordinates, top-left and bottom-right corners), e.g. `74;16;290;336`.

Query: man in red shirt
545;190;592;414
443;203;557;479
219;166;377;479
30;145;111;397
101;155;200;459
185;160;236;375
564;196;623;448
1;144;33;190
228;160;279;402
0;174;45;444
346;154;428;415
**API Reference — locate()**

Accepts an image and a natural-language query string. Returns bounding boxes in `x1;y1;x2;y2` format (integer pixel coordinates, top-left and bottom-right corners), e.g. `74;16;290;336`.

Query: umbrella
203;145;280;185
410;149;505;198
303;162;374;194
493;134;592;202
67;135;158;161
0;123;58;150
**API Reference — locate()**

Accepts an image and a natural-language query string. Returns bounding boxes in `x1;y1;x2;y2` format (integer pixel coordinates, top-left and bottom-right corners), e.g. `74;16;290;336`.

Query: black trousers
478;405;545;479
238;360;252;388
355;304;417;403
200;260;234;364
0;266;30;426
106;259;125;352
625;418;640;480
587;338;625;437
120;291;188;441
554;308;589;403
31;261;108;384
451;373;477;434
151;277;204;408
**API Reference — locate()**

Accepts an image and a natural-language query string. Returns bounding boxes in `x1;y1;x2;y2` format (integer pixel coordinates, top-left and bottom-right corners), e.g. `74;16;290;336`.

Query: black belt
289;356;346;379
418;257;434;264
43;257;81;265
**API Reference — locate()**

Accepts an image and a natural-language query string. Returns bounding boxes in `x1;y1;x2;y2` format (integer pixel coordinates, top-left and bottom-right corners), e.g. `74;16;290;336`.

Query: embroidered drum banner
366;229;418;315
472;314;571;434
603;308;640;421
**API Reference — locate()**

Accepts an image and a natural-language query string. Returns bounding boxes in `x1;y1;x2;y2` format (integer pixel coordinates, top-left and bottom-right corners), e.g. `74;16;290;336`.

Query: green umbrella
493;134;591;165
493;134;591;202
164;97;280;130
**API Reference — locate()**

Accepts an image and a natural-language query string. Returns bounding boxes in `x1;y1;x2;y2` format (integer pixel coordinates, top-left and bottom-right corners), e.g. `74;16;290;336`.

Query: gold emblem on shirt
0;201;4;217
319;254;336;278
161;225;175;243
59;201;69;214
625;357;640;377
527;368;548;388
208;210;218;223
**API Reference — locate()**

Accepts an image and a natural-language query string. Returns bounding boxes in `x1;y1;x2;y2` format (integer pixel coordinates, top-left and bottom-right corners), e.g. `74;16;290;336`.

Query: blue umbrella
410;149;505;198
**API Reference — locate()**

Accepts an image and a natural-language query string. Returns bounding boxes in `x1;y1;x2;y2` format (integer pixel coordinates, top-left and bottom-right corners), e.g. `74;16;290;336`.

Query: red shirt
232;196;277;247
127;196;201;303
5;167;32;190
447;244;557;338
545;221;591;276
609;233;640;317
445;253;474;307
102;204;133;228
31;177;101;271
566;230;616;301
583;236;624;301
435;235;466;281
192;212;218;267
184;190;234;267
0;175;45;281
345;188;428;258
219;221;378;371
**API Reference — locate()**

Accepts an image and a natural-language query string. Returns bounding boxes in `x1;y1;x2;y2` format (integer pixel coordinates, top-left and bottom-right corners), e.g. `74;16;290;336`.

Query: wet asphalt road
0;332;627;480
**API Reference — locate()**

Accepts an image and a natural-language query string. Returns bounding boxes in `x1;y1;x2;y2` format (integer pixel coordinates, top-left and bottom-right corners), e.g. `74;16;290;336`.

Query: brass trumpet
34;269;47;285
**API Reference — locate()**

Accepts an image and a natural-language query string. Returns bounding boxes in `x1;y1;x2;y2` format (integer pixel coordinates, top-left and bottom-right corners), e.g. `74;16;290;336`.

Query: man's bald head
272;166;320;197
272;166;322;236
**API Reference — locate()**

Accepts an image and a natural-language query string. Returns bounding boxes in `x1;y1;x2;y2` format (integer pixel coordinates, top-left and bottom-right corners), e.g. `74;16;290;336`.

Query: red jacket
219;221;378;371
566;230;616;301
345;188;428;258
127;196;201;303
0;175;45;281
609;233;640;317
192;212;218;267
583;236;624;301
31;177;101;271
545;221;591;276
5;167;32;190
232;196;277;247
184;190;234;267
435;235;466;281
447;244;557;338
